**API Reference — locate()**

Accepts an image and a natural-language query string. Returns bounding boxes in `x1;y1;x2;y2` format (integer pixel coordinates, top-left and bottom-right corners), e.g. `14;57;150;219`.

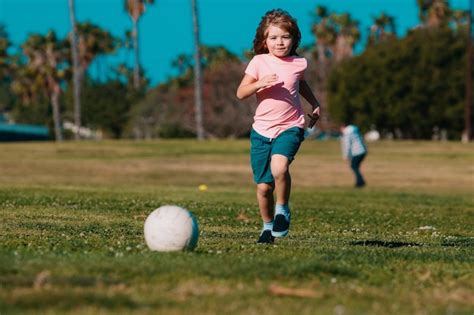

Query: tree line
0;0;471;140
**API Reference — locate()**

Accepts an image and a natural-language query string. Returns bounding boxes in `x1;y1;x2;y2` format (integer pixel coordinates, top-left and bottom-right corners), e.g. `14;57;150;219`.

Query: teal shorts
250;127;305;184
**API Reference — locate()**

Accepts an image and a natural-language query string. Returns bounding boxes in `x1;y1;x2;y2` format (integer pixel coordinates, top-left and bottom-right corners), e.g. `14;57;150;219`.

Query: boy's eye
268;35;292;40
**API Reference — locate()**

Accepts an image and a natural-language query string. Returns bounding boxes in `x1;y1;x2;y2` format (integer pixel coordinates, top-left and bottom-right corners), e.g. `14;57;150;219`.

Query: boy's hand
258;74;279;89
307;107;320;129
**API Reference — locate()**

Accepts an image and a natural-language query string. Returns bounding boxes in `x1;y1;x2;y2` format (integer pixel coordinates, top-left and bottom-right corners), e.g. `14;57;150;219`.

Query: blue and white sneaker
272;206;290;237
257;229;275;244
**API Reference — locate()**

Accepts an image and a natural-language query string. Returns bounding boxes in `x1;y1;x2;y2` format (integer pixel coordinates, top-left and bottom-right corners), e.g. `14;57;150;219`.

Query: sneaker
257;229;274;244
272;211;290;237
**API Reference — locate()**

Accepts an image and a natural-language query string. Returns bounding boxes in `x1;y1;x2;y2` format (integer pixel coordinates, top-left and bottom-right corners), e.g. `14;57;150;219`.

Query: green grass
0;140;473;314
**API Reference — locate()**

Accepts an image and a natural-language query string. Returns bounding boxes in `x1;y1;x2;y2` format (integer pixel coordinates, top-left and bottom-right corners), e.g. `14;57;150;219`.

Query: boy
340;124;367;187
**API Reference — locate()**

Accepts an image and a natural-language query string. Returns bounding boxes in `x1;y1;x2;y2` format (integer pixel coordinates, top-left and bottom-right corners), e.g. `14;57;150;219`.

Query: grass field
0;139;473;315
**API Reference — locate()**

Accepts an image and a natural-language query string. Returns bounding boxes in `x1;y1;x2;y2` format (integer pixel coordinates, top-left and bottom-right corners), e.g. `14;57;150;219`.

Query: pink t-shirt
245;53;307;139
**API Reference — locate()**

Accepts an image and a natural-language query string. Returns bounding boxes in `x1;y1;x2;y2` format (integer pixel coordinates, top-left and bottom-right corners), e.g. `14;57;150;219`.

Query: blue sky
0;0;469;85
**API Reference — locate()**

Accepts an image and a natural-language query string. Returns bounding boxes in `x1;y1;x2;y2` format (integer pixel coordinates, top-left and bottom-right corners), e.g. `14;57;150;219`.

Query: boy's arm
299;80;321;128
341;134;350;160
299;80;320;109
236;74;279;100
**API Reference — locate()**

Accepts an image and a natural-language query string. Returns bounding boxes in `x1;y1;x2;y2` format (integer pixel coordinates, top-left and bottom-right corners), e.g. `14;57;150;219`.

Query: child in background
236;9;321;244
340;124;368;188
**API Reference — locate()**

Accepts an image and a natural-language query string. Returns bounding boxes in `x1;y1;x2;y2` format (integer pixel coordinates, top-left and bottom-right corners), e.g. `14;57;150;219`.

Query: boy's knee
271;164;289;180
272;169;287;180
271;156;289;180
257;183;274;196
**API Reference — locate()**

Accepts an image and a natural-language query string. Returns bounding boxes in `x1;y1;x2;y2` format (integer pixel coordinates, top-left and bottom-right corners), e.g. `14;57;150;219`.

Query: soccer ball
144;205;199;252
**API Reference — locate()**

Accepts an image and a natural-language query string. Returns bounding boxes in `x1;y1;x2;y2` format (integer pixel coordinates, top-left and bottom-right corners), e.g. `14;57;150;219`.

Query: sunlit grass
0;140;473;314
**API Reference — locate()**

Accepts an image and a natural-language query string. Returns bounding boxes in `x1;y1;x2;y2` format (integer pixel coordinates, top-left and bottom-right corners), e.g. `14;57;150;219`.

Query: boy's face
265;24;293;57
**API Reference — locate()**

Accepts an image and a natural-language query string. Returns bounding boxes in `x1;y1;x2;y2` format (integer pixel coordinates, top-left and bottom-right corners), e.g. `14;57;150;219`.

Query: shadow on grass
441;237;474;247
350;240;422;248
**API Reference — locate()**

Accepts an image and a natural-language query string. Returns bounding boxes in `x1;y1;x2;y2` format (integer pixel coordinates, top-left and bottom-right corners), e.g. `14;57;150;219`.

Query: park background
0;1;473;314
0;0;472;141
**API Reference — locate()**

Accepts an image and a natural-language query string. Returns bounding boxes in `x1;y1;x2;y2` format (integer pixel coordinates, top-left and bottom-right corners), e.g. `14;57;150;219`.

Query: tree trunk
191;0;204;140
51;84;63;142
68;0;81;140
132;18;140;89
463;3;472;143
334;36;352;62
317;44;326;66
315;44;331;130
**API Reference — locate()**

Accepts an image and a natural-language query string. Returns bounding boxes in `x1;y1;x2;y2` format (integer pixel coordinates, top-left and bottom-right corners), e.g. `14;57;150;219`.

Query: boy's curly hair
253;9;301;56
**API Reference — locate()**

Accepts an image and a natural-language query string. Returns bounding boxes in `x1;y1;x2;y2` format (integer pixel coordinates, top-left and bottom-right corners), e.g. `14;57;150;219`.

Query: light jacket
341;125;367;159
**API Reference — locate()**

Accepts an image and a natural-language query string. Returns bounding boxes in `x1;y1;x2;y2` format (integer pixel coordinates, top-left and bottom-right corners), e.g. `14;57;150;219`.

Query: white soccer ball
365;130;380;142
144;205;199;252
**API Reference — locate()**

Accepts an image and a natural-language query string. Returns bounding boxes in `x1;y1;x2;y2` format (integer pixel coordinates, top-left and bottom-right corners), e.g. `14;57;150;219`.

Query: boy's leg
351;154;366;187
250;129;276;243
256;182;275;243
271;154;292;237
256;182;275;222
269;127;304;237
270;154;291;206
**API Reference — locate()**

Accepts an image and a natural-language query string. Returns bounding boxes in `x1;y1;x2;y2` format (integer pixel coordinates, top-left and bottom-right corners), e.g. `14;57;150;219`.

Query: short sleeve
244;56;259;80
300;57;307;80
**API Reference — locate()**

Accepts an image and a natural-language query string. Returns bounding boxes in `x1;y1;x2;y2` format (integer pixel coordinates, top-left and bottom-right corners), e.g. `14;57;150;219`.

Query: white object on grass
417;226;436;230
144;205;199;252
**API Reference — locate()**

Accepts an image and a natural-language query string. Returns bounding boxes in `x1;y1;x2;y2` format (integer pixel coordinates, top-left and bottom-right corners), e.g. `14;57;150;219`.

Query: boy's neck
268;53;293;60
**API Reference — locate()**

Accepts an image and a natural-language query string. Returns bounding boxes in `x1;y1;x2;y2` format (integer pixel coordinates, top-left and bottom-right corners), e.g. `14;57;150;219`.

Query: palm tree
312;6;337;67
68;22;117;137
368;13;396;45
311;7;339;129
191;0;204;140
68;0;81;139
76;23;117;75
311;6;361;129
0;25;9;74
428;0;450;26
0;25;15;114
0;25;12;94
124;0;154;89
312;8;360;66
417;0;450;27
20;32;69;141
332;13;360;62
463;2;473;142
10;65;38;105
450;9;469;30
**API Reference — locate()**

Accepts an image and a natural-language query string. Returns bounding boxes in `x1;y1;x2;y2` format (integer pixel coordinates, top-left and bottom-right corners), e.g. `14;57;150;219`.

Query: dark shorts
250;127;305;184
